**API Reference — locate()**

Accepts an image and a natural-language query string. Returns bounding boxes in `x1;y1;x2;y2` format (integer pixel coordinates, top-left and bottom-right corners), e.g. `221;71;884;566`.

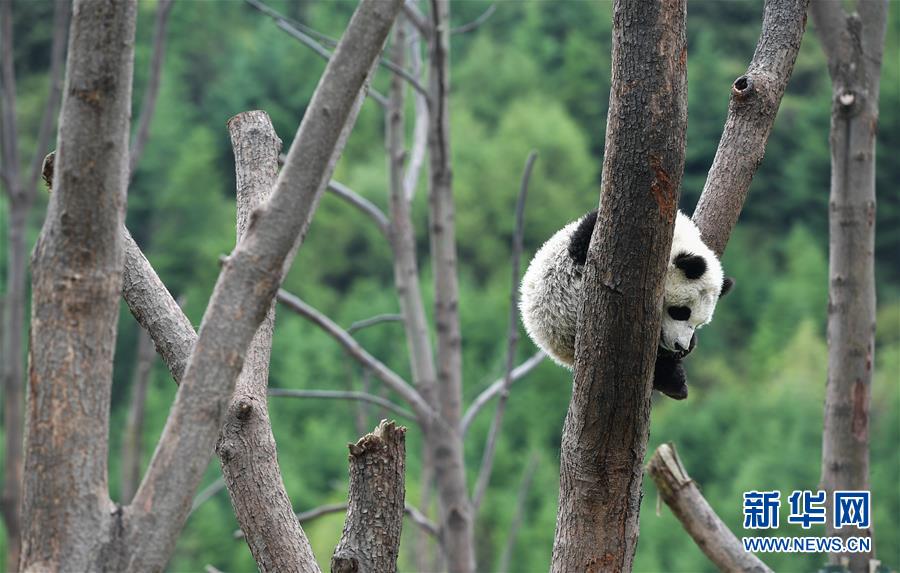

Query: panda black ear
674;252;707;279
720;276;734;297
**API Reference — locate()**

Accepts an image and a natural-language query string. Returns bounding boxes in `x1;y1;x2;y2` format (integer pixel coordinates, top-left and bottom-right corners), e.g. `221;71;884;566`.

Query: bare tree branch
244;0;416;107
810;2;887;570
497;453;539;573
327;180;392;238
347;313;404;334
332;420;407;573
451;4;496;35
128;0;173;178
269;389;417;422
25;0;70;195
692;0;809;257
460;351;545;437
125;2;403;568
472;151;537;511
217;110;319;573
551;0;687;570
21;1;138;570
234;502;438;540
120;326;157;503
647;444;773;573
277;289;434;424
401;1;430;38
122;227;197;384
403;16;429;202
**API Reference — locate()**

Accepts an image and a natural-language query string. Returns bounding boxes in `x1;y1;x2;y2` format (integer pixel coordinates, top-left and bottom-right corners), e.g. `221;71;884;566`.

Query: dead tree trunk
425;1;476;571
810;2;887;570
217;110;319;573
550;0;687;570
21;1;137;570
332;420;407;573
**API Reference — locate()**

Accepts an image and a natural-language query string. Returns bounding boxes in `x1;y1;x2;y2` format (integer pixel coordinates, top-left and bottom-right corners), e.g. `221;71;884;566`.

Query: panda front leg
653;348;689;400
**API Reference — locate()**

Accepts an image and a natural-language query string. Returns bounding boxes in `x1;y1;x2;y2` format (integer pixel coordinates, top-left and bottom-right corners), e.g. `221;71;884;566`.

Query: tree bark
691;0;809;256
647;444;773;573
20;1;137;570
120;326;156;503
550;0;687;571
810;2;886;570
425;1;475;570
217;110;320;573
331;420;407;573
122;2;402;568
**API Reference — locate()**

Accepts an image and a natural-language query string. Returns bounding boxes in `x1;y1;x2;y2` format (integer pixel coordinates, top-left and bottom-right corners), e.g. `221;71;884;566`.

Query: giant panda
519;209;733;400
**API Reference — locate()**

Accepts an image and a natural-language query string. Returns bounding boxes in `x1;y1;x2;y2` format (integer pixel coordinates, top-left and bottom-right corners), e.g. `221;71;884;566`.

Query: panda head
659;213;733;355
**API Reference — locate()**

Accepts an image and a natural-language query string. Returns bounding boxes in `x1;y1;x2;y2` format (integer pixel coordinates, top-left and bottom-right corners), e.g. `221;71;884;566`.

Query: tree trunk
20;0;137;569
550;0;687;571
217;110;320;573
425;1;475;570
810;2;887;570
332;420;407;573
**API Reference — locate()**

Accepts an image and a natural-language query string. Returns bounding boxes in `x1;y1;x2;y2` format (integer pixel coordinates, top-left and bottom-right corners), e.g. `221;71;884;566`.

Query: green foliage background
2;1;898;571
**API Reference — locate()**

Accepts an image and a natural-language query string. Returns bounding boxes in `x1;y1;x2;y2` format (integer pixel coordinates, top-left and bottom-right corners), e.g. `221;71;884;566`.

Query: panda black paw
653;348;688;400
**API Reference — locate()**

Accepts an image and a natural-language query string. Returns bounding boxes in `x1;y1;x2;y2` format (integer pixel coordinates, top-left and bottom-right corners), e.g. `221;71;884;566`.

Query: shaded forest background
1;0;898;571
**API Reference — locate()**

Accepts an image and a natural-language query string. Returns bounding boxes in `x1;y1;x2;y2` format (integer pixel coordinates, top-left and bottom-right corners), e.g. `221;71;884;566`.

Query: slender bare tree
550;0;687;570
810;1;887;570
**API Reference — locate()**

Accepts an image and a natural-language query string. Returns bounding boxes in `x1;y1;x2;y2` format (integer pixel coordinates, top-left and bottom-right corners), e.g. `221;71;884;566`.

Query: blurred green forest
2;1;898;571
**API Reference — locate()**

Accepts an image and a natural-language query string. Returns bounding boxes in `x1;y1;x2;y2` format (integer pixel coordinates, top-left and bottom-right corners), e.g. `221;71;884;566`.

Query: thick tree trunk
425;1;475;571
218;110;320;573
20;0;137;570
550;0;687;571
332;420;407;573
810;2;886;570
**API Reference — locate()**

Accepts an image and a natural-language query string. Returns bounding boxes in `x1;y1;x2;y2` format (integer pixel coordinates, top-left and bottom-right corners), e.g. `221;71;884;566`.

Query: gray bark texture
810;1;886;570
647;444;773;573
122;1;402;568
425;1;475;570
1;3;69;569
217;110;319;573
20;1;137;571
331;420;407;573
550;0;687;570
691;0;809;256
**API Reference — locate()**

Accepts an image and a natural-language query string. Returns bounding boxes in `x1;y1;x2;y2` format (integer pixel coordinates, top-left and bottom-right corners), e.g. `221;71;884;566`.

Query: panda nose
674;341;686;352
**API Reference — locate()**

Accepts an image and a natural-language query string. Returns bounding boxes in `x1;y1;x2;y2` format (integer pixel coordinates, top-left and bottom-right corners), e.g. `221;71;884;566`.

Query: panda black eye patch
667;306;691;321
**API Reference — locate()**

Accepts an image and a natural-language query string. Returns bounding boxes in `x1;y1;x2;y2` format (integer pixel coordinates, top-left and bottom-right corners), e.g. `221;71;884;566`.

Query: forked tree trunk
551;0;687;570
21;0;137;569
810;2;887;571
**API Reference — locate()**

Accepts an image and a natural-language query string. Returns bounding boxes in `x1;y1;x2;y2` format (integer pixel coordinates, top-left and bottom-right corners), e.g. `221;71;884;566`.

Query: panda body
519;209;731;399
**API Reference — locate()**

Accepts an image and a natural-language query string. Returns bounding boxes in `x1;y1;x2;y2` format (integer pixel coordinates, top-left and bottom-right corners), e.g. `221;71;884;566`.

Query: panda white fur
519;209;732;399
